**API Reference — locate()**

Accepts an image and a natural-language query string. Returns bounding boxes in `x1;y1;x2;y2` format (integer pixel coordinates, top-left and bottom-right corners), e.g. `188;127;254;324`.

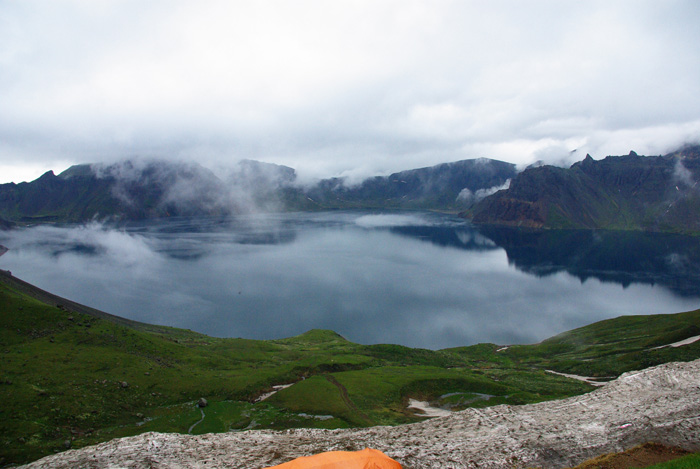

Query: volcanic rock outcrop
471;145;700;233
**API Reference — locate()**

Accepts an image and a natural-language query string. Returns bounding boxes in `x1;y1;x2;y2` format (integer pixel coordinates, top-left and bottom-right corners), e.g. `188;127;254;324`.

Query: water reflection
475;227;700;297
389;225;498;251
368;221;700;297
0;212;698;349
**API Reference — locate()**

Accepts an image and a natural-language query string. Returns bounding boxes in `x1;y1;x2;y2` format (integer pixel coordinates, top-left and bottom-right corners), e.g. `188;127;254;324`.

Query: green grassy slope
448;310;700;381
2;270;700;465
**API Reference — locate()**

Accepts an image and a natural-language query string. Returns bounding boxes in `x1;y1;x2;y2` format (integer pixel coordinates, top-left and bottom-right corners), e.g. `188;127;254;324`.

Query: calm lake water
1;211;699;349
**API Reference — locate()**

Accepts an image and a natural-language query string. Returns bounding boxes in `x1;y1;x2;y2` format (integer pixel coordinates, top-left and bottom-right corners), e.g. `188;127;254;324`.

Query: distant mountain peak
526;160;547;170
471;147;700;233
232;159;297;186
37;170;56;180
58;164;94;179
672;143;700;159
572;153;596;170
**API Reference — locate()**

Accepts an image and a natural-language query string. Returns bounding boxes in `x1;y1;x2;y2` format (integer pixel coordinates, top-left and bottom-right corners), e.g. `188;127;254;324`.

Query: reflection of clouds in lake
455;230;497;248
665;253;691;272
3;222;158;268
354;213;433;228
478;226;700;297
1;214;699;349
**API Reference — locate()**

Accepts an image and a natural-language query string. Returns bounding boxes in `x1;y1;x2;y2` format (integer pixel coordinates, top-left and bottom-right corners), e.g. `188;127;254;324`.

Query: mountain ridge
470;145;700;233
2;144;700;233
302;158;516;211
0;157;516;223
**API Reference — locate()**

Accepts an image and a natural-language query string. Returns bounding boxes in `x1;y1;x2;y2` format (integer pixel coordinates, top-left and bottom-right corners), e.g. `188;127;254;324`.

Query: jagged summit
577;153;595;167
58;164;95;179
471;145;700;233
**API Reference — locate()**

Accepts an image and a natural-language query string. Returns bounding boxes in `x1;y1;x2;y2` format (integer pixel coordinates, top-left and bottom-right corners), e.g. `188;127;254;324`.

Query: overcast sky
1;0;699;184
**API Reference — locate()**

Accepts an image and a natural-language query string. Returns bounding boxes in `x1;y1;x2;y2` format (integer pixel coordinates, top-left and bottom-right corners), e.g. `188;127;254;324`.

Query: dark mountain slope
5;148;699;229
471;145;700;233
0;158;517;222
0;161;220;222
0;169;115;223
0;160;299;223
0;216;15;230
84;160;235;219
303;158;516;210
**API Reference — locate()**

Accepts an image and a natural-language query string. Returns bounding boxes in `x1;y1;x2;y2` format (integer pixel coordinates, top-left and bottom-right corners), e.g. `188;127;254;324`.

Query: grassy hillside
448;311;700;380
2;270;700;465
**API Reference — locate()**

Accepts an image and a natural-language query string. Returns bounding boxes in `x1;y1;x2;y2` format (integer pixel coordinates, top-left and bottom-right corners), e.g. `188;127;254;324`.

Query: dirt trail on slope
324;374;372;425
21;359;700;469
188;408;206;434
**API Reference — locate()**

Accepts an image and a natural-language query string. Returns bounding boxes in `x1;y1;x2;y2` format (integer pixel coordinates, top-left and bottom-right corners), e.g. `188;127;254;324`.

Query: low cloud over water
1;212;698;349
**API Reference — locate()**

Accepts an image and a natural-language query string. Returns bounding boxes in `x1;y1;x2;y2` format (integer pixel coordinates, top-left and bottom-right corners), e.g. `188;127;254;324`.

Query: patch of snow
255;384;294;402
407;399;451;418
652;335;700;350
298;413;334;421
545;369;610;387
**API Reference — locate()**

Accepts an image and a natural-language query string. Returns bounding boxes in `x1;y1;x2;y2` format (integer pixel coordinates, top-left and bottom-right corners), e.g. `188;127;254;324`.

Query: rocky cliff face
22;359;700;469
471;145;700;233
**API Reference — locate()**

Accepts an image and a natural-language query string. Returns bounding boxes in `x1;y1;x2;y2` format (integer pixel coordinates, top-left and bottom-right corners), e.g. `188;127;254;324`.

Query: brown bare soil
572;442;691;469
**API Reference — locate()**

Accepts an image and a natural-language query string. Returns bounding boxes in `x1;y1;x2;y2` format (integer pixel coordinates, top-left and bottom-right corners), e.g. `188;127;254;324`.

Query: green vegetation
500;311;700;377
2;271;700;466
646;454;700;468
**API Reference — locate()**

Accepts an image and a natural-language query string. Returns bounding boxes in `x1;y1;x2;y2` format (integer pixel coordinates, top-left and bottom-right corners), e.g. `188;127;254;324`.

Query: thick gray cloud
1;0;700;183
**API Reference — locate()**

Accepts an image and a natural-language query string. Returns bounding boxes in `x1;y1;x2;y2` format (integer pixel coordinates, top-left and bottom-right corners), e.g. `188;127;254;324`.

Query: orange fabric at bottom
263;448;402;469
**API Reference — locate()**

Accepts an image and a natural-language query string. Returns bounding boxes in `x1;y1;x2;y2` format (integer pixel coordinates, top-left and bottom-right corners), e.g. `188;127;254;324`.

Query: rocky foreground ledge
23;360;700;469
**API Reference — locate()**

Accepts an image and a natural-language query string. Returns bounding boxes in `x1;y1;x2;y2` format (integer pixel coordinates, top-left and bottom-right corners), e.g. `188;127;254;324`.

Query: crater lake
1;211;699;349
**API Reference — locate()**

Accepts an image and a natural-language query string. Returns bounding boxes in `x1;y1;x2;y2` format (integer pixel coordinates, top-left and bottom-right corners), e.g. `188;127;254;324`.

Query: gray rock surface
22;359;700;469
